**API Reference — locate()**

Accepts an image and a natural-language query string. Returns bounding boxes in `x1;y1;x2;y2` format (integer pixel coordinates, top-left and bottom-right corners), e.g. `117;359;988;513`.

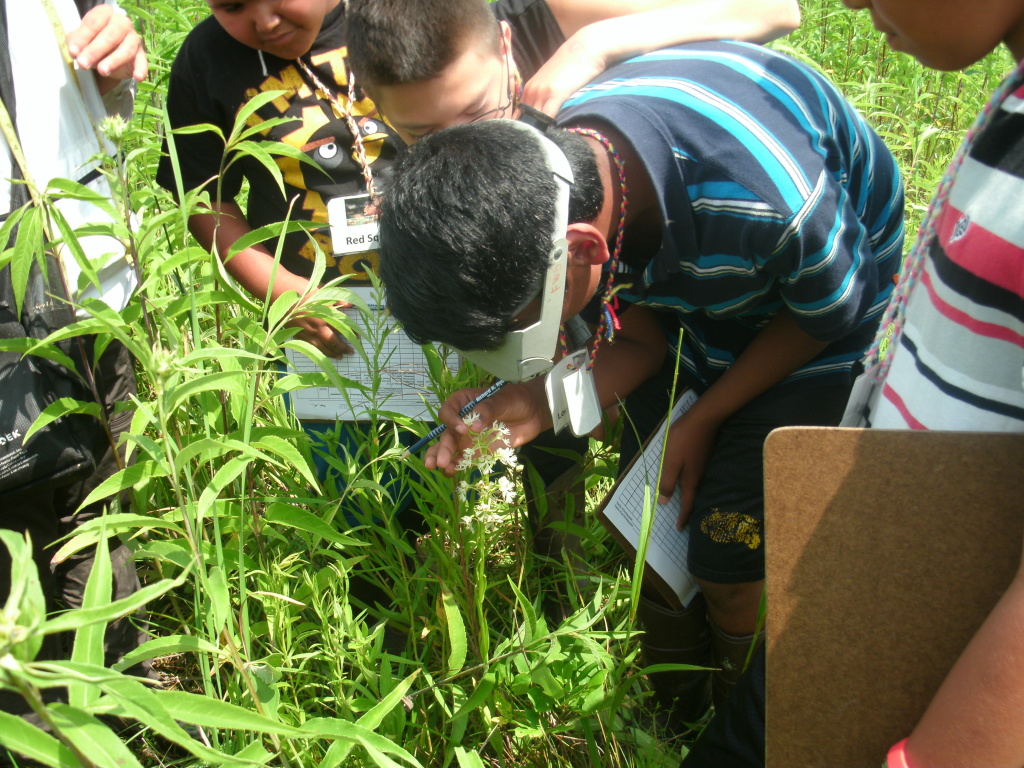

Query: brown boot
709;620;764;712
638;593;713;735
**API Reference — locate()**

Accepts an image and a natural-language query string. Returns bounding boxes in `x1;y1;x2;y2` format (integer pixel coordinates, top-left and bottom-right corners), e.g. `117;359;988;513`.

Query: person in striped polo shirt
374;42;904;726
837;1;1024;766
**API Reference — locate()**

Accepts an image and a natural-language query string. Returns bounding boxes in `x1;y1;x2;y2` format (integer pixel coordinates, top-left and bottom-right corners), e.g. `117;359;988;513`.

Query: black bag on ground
0;256;104;497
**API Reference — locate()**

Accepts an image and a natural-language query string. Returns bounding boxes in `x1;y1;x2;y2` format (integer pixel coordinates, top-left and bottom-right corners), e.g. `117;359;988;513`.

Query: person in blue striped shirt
374;42;904;728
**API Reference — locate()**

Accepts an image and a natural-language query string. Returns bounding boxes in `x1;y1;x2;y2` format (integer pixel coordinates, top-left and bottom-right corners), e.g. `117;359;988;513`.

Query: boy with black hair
157;0;800;355
376;43;904;723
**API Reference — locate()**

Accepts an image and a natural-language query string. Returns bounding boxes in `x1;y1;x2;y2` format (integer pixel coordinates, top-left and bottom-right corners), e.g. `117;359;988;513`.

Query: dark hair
378;121;602;350
346;0;500;87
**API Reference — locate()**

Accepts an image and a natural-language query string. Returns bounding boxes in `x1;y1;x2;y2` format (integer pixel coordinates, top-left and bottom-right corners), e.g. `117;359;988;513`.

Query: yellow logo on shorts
700;509;762;550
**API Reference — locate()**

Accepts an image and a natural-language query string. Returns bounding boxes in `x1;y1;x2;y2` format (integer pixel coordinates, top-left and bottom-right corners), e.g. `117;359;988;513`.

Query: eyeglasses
470;50;517;124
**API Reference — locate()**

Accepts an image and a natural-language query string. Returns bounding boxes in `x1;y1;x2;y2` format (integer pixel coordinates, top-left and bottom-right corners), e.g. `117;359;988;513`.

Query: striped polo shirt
869;67;1024;431
558;42;905;389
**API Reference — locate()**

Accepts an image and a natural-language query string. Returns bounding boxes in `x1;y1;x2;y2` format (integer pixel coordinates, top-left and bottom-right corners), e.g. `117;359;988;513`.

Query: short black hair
378;121;603;350
346;0;500;87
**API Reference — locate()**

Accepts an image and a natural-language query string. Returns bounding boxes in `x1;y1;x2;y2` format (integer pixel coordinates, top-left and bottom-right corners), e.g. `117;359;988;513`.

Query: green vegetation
0;1;1013;766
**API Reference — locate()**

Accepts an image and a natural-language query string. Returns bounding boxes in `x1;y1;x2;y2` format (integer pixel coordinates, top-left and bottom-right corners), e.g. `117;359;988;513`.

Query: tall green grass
0;1;1012;766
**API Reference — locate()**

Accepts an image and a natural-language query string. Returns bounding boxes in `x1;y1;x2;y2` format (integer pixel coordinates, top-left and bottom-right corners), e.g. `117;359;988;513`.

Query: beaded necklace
295;56;378;199
565;127;628;370
863;57;1024;381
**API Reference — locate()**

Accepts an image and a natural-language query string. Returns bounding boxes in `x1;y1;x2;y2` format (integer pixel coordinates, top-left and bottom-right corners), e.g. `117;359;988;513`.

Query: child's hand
426;383;547;476
286;310;353;359
67;5;148;84
659;408;721;530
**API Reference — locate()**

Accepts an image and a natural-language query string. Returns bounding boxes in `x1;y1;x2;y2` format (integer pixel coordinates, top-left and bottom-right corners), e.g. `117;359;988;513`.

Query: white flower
462;411;481;427
494;421;511;436
497;475;516;504
495;447;518;468
456;481;470;501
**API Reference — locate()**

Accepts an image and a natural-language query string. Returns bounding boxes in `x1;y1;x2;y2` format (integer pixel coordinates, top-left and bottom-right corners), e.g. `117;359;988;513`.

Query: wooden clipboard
763;427;1024;768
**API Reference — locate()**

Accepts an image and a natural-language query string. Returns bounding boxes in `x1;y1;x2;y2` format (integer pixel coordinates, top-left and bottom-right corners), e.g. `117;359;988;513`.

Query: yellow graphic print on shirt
700;509;762;550
242;47;392;279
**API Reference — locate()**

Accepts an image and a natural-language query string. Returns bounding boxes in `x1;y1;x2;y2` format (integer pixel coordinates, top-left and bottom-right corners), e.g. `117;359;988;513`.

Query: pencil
401;380;508;459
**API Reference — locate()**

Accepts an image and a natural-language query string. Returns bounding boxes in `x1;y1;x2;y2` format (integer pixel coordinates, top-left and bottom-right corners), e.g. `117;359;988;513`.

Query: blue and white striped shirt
559;42;905;388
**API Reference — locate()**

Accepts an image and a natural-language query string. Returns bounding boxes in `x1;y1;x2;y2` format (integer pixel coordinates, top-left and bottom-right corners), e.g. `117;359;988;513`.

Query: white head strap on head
458;120;574;382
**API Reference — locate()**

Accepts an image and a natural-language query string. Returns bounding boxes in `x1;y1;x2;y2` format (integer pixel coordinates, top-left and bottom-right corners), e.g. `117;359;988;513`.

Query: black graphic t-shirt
157;0;564;284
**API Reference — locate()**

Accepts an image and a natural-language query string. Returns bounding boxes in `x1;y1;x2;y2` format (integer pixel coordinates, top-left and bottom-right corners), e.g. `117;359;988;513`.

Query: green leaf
76;461;168;512
440;590;467;676
164;370;249;415
322;670;420;767
224;219;319;264
9;204;42;318
252;434;318;489
197;456;251;521
301;718;421;767
51;513;183;565
0;530;45;662
48;703;145;768
112;634;225;673
69;516;111;709
157;690;304;735
0;335;78;372
46;201;101;293
96;675;261;767
454;747;486;768
450;672;496;721
42;574;186;636
173;437;273;475
263;503;366;548
232;740;275;765
24;398;102;443
206;565;232;635
0;709;77;767
228;90;290;144
507;577;539;645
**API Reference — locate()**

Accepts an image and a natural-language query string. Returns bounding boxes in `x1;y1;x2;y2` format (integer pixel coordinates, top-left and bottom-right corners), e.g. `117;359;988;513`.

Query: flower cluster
454;417;520;530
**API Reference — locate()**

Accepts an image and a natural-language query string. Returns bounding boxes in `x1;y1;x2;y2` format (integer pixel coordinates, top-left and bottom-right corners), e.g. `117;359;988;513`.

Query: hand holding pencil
402;380;508;458
413;379;552;475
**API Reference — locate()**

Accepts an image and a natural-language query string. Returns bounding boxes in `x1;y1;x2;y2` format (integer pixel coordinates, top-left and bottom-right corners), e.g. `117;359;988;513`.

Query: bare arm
903;537;1024;767
522;0;800;114
189;201;352;357
659;308;827;527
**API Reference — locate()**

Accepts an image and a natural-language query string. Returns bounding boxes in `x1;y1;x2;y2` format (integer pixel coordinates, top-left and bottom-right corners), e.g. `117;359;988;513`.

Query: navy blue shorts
620;361;852;584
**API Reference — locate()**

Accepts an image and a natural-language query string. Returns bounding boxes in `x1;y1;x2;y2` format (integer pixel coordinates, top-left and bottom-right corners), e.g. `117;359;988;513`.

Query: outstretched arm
523;0;800;114
900;536;1024;767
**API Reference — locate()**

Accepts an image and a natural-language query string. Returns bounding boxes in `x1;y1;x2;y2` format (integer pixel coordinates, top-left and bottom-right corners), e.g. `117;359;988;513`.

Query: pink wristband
886;738;912;768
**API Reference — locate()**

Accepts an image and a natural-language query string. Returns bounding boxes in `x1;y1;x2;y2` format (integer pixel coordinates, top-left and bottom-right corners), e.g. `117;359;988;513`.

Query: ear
566;224;610;265
498;20;513;56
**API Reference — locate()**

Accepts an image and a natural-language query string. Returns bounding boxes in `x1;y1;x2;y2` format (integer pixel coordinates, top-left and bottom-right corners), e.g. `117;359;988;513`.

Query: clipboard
763;427;1024;768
